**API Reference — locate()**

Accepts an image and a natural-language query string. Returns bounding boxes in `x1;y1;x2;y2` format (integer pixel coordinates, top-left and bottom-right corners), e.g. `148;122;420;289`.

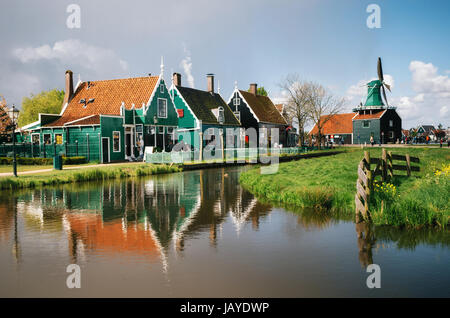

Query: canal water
0;166;448;297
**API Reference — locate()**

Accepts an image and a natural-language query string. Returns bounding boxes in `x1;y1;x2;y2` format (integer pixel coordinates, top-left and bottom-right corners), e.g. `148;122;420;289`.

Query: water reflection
0;168;274;271
0;167;448;297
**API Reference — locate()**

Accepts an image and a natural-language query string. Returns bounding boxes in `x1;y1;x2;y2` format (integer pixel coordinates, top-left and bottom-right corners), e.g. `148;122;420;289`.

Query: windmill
376;57;391;107
354;57;394;111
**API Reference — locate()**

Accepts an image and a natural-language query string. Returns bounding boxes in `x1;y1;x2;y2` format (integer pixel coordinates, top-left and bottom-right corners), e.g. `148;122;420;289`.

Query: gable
175;86;239;126
238;90;286;125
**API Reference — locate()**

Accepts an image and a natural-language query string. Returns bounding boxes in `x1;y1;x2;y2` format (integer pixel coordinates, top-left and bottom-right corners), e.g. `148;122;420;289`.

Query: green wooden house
169;73;241;151
23;63;178;162
352;58;402;144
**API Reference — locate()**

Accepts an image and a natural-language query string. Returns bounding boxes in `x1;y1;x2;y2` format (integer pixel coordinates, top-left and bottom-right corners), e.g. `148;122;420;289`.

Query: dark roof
239;90;287;125
176;86;240;126
420;125;435;133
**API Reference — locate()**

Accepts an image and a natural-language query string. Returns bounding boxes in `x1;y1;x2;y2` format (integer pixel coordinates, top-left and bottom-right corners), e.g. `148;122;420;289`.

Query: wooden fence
355;149;420;219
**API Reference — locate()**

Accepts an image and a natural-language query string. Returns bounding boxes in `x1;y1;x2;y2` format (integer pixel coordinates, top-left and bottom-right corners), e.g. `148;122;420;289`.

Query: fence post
387;151;393;181
406;154;411;177
364;151;372;213
382;148;387;182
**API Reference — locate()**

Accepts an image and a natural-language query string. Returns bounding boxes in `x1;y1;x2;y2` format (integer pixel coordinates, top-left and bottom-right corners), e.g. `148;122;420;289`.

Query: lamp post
11;104;18;177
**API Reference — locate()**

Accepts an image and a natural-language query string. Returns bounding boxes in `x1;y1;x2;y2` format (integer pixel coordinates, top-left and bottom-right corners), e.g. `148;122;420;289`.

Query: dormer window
160;84;164;93
233;97;240;106
218;106;224;124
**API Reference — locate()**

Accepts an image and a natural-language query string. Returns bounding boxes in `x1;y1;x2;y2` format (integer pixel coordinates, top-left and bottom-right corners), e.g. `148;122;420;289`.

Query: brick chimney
173;73;181;86
249;83;257;95
207;74;214;93
63;70;74;105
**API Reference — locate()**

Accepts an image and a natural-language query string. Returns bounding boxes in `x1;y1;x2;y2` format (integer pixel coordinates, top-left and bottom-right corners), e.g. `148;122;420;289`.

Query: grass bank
0;163;181;190
239;147;450;228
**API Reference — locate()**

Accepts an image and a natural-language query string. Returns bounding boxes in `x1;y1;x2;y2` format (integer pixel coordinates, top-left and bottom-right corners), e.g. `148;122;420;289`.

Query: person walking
370;135;374;147
440;138;443;148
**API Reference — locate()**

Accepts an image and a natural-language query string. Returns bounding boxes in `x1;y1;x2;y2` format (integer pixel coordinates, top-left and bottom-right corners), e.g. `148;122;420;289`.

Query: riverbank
239;147;450;228
0;163;182;190
0;148;344;190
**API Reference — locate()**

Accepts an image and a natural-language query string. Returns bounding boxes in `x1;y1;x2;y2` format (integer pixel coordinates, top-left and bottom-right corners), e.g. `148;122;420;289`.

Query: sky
0;0;449;129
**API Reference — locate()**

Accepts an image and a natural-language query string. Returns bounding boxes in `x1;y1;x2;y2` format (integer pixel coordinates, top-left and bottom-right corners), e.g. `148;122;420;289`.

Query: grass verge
0;163;182;190
239;147;450;228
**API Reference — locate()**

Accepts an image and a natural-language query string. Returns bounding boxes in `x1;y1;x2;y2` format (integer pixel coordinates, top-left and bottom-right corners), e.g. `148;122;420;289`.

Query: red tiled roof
239;90;287;125
45;76;159;127
64;115;100;126
353;110;385;120
309;113;355;135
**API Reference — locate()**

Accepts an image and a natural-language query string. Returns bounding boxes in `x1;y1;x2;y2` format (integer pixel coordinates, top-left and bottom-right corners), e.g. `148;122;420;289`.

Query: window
389;131;394;139
55;134;63;145
363;120;370;128
32;134;40;145
43;134;52;145
167;127;174;135
234;111;240;122
157;98;167;118
160;84;164;93
113;131;120;152
233;97;240;106
158;126;164;134
218;106;224;124
389;120;393;127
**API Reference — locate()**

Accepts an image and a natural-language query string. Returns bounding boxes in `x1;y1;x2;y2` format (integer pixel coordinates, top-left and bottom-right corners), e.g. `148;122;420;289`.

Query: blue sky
0;0;449;128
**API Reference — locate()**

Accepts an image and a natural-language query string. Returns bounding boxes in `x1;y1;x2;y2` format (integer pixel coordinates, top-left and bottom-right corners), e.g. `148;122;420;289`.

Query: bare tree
308;83;345;149
279;74;312;146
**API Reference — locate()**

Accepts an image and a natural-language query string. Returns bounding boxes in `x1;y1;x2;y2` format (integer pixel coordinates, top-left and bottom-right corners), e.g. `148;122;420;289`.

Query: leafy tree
18;89;64;127
248;86;268;96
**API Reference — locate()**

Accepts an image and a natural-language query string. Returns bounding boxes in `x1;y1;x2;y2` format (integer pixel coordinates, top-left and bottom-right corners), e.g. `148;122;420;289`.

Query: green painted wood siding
170;88;197;129
100;116;125;162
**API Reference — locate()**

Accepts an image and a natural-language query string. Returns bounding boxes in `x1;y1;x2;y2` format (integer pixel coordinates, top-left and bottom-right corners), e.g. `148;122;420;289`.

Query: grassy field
0;163;181;190
239;147;450;228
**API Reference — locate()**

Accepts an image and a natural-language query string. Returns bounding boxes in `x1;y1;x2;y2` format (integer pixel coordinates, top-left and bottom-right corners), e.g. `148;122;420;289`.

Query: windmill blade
381;84;389;107
384;83;391;92
377;57;384;82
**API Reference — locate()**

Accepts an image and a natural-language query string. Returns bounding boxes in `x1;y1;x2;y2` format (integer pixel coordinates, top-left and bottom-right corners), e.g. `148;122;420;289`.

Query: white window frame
43;133;52;144
157;98;168;118
160;83;164;93
31;133;40;145
389;119;393;127
218;106;224;124
157;126;165;134
233;97;240;106
363;120;370;128
55;133;64;145
113;131;121;152
167;127;174;135
389;131;394;139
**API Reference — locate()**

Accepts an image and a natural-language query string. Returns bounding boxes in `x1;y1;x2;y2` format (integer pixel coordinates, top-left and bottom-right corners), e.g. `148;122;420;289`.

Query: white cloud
180;45;195;88
346;60;450;128
13;39;129;77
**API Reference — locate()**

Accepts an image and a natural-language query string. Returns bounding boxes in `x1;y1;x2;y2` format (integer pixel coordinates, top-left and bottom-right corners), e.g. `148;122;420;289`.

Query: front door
125;133;131;157
102;138;109;163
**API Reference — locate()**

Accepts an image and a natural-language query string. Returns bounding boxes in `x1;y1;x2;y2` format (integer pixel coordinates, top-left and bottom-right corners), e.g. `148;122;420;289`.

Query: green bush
0;156;87;165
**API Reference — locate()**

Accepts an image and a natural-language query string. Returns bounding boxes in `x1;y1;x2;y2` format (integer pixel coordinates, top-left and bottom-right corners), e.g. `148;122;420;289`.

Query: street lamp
11;104;19;177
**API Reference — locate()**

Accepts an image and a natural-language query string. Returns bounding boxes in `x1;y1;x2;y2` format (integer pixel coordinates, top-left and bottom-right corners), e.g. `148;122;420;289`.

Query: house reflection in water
5;167;273;269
